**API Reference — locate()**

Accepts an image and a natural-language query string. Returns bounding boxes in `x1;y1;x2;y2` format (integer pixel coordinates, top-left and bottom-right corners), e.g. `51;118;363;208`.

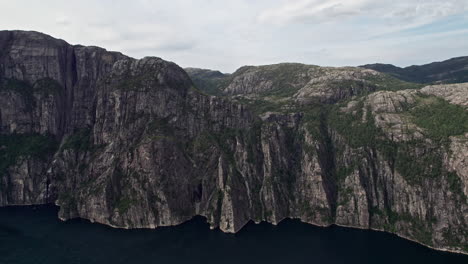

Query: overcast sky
1;0;468;72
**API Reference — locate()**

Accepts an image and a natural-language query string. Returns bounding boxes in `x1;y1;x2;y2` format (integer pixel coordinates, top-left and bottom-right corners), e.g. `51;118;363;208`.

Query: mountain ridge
360;56;468;84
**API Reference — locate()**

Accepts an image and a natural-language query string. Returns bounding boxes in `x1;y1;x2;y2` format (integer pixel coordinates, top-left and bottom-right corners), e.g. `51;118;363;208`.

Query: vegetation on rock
0;133;58;175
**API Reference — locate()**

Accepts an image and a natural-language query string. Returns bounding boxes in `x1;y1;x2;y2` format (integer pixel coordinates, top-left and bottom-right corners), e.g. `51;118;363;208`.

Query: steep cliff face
330;89;468;252
0;31;126;206
0;31;467;254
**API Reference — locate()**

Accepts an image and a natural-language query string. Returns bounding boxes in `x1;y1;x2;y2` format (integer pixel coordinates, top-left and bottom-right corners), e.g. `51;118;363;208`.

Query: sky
1;0;468;73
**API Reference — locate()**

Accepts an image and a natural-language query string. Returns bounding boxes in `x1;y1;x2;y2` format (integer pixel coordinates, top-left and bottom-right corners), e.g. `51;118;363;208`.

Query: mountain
361;56;468;84
184;67;229;96
0;30;467;254
187;63;423;102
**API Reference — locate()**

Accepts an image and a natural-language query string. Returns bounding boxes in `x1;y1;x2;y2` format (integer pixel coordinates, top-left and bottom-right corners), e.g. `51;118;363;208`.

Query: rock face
0;31;126;206
0;31;467;254
421;83;468;108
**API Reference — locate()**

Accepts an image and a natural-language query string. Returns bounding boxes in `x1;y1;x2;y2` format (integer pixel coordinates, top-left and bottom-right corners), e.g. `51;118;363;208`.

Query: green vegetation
0;78;32;94
109;167;141;214
78;175;102;195
411;220;434;246
148;118;174;135
0;77;63;111
191;132;216;152
409;96;468;142
300;202;314;218
0;78;35;110
337;187;353;206
116;197;135;214
191;76;227;96
234;98;290;115
393;142;443;184
224;63;315;99
58;192;77;210
203;64;423;100
326;99;455;185
336;165;356;183
61;128;106;155
327;101;398;162
212;128;241;164
257;63;315;98
328;102;379;148
245;121;263;164
249;86;467;190
443;228;468;252
33;78;62;95
447;172;467;200
317;93;468;202
0;133;58;175
185;68;229;96
300;104;329;139
62;128;92;151
371;207;434;245
366;74;425;92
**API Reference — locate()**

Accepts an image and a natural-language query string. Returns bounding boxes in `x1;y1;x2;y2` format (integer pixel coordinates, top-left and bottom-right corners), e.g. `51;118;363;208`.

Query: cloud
258;0;370;24
258;0;468;28
55;16;71;26
89;23;198;55
380;0;468;29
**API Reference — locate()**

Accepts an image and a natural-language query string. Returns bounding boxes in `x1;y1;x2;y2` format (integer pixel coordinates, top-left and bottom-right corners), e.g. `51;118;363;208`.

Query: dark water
0;206;466;264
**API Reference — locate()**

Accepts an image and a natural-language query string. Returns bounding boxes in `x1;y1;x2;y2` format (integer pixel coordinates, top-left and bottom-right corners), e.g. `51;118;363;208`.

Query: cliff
0;30;467;254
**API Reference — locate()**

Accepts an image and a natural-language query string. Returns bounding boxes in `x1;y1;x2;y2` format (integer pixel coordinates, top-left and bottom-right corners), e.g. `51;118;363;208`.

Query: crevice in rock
315;110;338;220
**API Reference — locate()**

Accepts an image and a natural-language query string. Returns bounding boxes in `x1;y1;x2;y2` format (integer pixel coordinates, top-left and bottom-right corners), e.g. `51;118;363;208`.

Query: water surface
0;205;466;264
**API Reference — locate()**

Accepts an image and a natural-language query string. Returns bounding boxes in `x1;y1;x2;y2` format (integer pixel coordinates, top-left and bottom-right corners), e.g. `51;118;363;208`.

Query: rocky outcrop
211;63;383;103
187;63;421;106
0;31;467;254
421;83;468;108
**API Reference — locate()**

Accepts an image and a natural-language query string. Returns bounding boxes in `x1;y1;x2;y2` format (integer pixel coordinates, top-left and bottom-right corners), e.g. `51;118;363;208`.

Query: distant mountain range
185;56;468;97
360;56;468;84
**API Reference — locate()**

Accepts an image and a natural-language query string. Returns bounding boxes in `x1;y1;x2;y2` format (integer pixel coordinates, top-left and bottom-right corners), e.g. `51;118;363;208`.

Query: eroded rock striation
0;31;467;254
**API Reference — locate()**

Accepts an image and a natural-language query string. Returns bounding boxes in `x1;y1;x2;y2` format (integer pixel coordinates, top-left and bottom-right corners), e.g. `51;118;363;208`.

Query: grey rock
0;30;467;254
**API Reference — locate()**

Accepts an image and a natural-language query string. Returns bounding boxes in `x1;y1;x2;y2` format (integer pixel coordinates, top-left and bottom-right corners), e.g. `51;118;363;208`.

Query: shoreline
60;214;468;256
320;222;468;256
263;216;468;256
